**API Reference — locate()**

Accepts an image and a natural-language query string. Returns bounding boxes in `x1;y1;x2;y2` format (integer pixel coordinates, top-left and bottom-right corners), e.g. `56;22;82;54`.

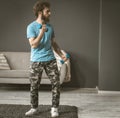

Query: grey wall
0;0;35;51
1;0;119;90
99;0;120;90
50;0;99;88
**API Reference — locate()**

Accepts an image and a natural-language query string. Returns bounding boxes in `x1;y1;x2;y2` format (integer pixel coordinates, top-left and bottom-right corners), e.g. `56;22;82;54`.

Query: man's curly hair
33;0;50;18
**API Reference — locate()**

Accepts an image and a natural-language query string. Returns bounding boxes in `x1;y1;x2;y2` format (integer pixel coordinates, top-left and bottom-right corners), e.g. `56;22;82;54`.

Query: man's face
41;7;51;22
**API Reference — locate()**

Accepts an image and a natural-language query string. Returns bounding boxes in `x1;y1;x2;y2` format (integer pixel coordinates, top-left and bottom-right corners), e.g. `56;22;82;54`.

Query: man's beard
41;13;50;23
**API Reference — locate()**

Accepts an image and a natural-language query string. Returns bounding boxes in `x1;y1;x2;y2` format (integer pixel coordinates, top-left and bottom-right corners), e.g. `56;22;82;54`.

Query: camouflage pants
29;59;60;108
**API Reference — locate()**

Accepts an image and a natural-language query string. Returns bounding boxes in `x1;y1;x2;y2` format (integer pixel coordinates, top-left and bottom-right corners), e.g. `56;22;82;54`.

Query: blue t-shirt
27;21;55;62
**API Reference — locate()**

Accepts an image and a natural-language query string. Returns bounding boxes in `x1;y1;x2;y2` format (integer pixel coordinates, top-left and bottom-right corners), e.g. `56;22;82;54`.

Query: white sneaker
25;108;38;116
51;107;59;117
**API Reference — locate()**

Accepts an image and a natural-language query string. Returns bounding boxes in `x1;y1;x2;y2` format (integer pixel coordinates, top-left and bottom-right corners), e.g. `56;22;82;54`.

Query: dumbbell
60;53;70;64
37;24;48;32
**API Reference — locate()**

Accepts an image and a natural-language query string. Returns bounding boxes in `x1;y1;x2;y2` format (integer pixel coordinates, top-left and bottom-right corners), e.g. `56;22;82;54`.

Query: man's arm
29;24;47;48
52;38;67;61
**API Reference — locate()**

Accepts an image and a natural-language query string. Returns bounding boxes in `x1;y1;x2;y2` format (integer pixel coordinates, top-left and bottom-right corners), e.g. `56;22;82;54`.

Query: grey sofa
0;52;70;84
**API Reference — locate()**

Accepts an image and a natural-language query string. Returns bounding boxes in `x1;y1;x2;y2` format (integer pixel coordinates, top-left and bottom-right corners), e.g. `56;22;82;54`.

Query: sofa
0;52;71;84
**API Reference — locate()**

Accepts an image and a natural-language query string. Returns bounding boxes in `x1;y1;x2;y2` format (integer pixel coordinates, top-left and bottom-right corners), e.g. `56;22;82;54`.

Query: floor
0;85;120;118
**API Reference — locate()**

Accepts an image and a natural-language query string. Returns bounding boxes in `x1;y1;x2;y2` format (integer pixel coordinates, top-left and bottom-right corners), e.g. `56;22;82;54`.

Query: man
25;0;67;117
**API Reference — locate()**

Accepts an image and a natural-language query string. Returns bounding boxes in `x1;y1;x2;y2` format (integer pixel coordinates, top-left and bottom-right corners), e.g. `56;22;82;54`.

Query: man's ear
38;11;42;15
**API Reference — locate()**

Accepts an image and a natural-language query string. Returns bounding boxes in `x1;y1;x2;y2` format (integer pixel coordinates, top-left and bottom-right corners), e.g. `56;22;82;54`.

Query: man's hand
61;54;68;62
41;24;47;33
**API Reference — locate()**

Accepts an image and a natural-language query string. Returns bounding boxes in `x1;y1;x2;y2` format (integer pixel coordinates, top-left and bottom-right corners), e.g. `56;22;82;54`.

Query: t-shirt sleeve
27;25;36;39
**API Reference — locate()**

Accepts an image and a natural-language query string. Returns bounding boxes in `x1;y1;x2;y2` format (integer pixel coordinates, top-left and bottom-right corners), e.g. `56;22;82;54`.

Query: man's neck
36;17;46;25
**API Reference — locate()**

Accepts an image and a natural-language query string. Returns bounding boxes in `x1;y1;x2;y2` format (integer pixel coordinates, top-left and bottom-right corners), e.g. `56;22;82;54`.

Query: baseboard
60;87;98;93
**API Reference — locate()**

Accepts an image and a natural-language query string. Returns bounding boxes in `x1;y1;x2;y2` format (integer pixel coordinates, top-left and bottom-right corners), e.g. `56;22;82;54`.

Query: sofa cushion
0;53;11;70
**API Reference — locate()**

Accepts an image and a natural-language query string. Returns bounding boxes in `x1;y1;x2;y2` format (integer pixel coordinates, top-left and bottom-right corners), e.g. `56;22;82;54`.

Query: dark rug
0;104;78;118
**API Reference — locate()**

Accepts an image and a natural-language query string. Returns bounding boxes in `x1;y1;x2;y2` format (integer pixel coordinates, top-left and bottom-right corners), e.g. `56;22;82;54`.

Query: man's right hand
41;24;47;33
